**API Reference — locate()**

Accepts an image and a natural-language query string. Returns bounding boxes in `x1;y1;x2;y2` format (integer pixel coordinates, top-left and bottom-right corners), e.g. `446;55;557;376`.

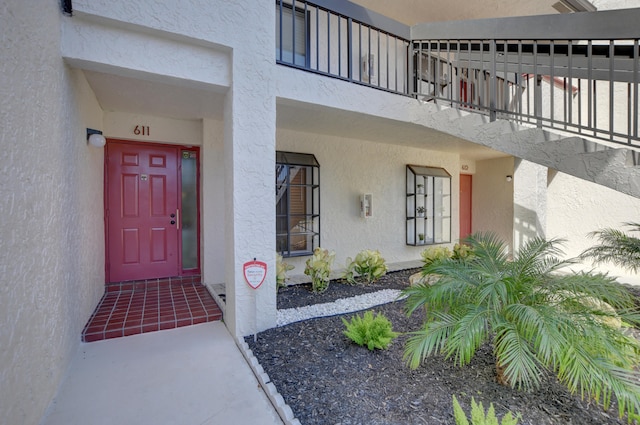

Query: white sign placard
243;260;267;289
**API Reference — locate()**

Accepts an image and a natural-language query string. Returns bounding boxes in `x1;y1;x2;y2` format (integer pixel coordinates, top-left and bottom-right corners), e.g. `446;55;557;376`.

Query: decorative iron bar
412;38;640;147
275;0;410;95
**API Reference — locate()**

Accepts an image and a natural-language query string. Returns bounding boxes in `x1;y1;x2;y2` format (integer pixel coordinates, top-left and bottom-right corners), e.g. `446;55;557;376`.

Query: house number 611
134;125;150;136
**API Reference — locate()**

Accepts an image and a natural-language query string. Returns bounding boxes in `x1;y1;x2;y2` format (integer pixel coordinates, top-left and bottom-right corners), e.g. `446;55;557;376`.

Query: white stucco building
1;0;640;423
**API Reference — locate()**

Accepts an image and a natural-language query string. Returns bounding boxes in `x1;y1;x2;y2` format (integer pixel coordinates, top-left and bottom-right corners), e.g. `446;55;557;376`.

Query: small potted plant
416;206;426;217
418;233;425;244
416;183;424;194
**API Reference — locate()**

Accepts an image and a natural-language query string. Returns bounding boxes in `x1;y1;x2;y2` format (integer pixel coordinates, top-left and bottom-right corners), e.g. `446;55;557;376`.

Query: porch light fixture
86;128;106;147
506;175;513;182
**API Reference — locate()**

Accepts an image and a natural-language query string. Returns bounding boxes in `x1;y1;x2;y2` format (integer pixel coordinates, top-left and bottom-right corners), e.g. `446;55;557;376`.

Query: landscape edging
236;338;301;425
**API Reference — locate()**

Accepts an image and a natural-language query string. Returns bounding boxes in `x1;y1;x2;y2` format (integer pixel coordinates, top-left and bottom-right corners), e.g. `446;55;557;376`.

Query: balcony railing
277;2;640;147
276;0;411;95
412;9;640;147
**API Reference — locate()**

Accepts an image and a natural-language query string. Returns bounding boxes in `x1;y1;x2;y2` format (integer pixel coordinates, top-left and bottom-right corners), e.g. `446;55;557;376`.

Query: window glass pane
276;151;319;257
276;235;288;255
406;164;451;246
276;216;288;235
276;4;307;65
181;151;198;270
276;168;289;217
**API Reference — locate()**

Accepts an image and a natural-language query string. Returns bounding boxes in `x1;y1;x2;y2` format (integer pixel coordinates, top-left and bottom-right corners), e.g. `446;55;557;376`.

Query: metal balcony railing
277;3;640;148
412;9;640;147
275;0;411;95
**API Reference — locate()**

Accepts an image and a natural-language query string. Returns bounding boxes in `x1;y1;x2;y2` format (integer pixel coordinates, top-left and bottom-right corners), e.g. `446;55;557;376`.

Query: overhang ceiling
83;67;505;161
349;0;591;25
83;70;226;121
276;99;507;161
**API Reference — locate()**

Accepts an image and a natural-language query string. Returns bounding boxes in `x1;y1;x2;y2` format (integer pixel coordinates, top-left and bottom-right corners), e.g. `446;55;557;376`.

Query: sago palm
403;233;640;419
581;222;640;273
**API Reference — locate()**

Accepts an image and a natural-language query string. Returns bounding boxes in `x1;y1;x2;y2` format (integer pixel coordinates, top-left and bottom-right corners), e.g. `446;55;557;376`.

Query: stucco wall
1;2;105;424
547;171;640;285
592;0;640;10
472;157;515;252
277;127;460;273
220;4;277;337
513;159;549;250
104;112;203;146
201;119;227;286
66;0;278;336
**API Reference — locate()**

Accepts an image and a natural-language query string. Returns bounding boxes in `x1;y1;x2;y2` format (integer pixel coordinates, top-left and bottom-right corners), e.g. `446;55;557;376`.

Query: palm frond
503;303;567;368
404;314;457;369
403;282;435;316
493;320;543;390
582;223;640;273
464;232;510;273
446;305;490;366
404;259;484;317
603;365;640;417
403;274;472;317
557;344;640;418
476;277;509;310
511;237;567;277
403;231;640;418
543;272;635;311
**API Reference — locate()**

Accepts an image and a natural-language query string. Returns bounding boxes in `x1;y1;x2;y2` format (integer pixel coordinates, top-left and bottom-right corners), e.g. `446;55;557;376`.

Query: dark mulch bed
248;269;638;425
276;268;416;310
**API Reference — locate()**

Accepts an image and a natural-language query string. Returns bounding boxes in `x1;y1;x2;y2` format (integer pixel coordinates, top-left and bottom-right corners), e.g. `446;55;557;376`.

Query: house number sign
133;125;150;136
243;259;267;289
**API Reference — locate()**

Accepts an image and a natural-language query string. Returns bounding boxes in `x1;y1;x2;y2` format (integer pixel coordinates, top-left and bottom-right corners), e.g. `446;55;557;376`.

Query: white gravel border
277;289;406;326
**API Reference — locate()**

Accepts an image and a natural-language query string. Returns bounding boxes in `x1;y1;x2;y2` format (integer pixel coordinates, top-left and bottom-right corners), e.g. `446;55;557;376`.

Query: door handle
170;210;179;228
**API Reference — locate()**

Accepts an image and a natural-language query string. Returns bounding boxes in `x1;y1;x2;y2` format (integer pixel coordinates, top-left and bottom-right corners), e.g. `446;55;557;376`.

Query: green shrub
420;246;452;267
304;247;335;293
452;396;519;425
404;233;640;419
342;310;399;350
343;249;388;285
276;253;294;289
452;243;474;261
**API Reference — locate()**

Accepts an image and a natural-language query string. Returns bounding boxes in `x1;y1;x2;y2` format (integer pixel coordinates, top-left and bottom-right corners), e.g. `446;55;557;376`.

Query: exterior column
223;52;277;338
513;158;548;252
201;119;226;286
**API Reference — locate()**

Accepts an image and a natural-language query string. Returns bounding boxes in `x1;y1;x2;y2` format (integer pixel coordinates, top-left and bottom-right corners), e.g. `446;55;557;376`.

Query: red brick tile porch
82;277;222;342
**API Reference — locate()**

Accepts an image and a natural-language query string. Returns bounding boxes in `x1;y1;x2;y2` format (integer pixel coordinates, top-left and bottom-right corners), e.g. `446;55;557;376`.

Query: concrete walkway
40;322;283;425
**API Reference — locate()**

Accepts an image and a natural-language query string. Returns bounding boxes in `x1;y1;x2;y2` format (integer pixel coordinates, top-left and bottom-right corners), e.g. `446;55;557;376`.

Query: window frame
406;164;452;246
276;151;320;258
276;1;310;68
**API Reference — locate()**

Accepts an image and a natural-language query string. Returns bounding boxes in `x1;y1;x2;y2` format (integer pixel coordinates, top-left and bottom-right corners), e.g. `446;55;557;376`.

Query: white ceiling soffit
276;99;506;161
83;70;226;121
348;0;595;25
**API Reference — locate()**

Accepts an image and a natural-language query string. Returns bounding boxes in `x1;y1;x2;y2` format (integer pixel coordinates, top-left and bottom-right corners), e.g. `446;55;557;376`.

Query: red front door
460;174;472;240
106;141;180;282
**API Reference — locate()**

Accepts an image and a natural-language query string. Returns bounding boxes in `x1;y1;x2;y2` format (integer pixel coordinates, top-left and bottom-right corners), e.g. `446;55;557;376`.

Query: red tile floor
82;277;222;342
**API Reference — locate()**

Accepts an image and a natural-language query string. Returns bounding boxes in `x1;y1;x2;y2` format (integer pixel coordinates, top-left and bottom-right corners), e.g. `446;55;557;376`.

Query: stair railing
411;8;640;148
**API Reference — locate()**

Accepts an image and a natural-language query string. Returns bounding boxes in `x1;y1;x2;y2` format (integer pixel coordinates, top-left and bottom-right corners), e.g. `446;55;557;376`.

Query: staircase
274;1;640;197
410;8;640;198
418;103;640;198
